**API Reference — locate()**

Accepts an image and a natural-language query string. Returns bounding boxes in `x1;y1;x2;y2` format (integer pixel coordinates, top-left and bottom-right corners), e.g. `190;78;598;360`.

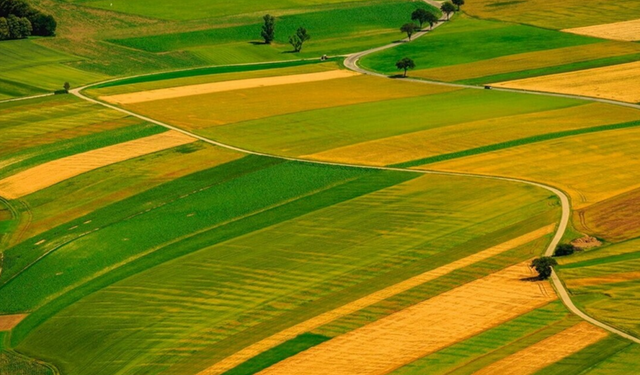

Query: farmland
3;0;640;373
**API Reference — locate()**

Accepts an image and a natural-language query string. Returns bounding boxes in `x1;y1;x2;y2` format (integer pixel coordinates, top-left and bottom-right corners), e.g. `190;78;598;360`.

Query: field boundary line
0;93;54;104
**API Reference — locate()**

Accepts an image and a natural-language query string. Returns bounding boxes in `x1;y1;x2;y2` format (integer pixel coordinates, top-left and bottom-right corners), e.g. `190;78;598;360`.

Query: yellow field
198;226;554;375
258;262;555;375
102;70;360;104
124;76;459;130
564;19;640;41
426;126;640;210
492;60;640;103
566;272;640;288
472;322;608;375
304;103;640;166
0;314;27;331
0;131;195;199
463;0;640;29
413;42;640;82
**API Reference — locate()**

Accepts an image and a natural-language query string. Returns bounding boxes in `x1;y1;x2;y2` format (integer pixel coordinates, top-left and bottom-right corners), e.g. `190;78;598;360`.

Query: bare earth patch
563;19;640;41
257;262;556;375
0;314;27;331
571;236;602;249
492;61;640;103
472;322;608;375
0;131;195;199
101;70;360;105
197;226;554;375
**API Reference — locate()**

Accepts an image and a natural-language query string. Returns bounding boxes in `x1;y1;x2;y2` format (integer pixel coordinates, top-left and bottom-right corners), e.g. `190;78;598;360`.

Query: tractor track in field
65;3;640;350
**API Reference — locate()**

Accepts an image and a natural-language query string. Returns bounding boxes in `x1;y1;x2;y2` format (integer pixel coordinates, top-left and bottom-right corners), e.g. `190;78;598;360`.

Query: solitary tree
411;8;430;29
452;0;465;11
289;27;310;52
400;22;419;40
395;57;415;77
441;2;456;20
531;257;558;280
261;14;275;44
424;11;439;29
63;82;70;92
554;243;576;257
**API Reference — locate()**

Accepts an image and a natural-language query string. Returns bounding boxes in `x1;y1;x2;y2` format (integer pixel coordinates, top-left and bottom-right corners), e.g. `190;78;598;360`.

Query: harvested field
304;103;640;166
567;272;640;288
578;187;640;242
0;314;27;331
101;70;360;105
492;61;640;103
472;322;608;375
258;262;556;375
411;42;640;82
427;125;640;209
0;131;195;199
564;19;640;41
199;225;554;375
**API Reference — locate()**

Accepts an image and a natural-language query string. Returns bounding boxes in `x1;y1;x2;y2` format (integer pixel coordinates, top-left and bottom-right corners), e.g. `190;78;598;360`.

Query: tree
31;12;55;36
289;26;310;52
6;14;20;38
260;14;275;44
424;11;439;29
531;257;558;280
63;82;70;92
411;8;429;29
395;57;415;77
452;0;465;11
554;243;576;257
17;14;30;37
0;17;9;40
441;2;456;20
400;22;419;40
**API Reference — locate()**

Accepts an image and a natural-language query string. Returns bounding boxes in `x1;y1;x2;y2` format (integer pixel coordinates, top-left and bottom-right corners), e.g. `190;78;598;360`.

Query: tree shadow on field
520;276;543;282
389;74;406;79
248;41;267;45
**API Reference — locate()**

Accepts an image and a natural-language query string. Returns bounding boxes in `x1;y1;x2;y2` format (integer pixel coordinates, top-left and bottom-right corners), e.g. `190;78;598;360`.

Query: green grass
222;333;330;375
579;343;640;374
0;350;54;375
0;40;107;100
202;88;582;157
11;170;556;375
109;1;436;62
73;0;375;21
391;119;640;168
359;15;600;75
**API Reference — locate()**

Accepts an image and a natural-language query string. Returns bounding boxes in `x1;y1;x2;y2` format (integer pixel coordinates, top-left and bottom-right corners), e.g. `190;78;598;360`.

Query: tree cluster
260;15;311;53
0;0;56;40
531;257;557;280
554;243;577;257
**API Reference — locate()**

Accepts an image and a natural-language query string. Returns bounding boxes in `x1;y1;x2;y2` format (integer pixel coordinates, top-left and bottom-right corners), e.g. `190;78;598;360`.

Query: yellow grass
101;70;360;104
413;42;640;82
0;314;27;331
124;76;458;130
197;226;555;375
304;103;640;166
427;126;640;209
0;131;195;199
472;322;608;375
492;61;640;103
564;19;640;41
567;272;640;288
258;262;555;375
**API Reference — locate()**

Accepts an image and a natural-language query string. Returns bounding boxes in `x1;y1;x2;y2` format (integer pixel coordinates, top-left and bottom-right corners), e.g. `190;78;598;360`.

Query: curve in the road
67;8;640;345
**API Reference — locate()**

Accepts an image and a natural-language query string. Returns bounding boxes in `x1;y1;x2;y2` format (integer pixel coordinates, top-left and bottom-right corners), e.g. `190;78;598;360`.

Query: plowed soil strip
258;262;555;375
472;322;608;375
0;131;195;199
0;314;27;331
101;70;360;105
198;226;554;375
564;19;640;41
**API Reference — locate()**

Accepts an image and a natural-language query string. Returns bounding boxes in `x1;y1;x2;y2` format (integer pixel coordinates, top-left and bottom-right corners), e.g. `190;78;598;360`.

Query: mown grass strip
391;119;640;168
92;59;340;89
222;333;330;375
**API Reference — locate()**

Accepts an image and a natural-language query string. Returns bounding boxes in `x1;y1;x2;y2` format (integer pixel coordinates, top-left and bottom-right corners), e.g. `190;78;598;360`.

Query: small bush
554;243;576;257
